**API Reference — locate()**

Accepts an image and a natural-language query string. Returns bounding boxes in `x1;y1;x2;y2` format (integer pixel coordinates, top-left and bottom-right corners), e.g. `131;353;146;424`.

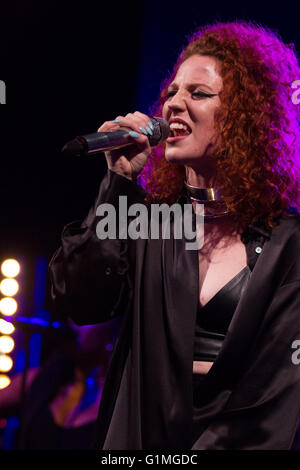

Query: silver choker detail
184;181;230;218
184;181;222;202
201;210;230;219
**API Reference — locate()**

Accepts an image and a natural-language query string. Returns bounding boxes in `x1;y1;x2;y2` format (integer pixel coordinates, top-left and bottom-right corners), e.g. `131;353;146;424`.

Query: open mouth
169;122;192;138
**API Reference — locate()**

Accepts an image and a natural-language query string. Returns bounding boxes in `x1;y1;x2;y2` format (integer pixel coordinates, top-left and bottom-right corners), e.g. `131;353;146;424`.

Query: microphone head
149;117;170;146
61;137;85;157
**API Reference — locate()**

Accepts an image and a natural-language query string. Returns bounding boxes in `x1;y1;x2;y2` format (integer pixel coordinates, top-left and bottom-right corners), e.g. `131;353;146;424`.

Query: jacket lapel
202;217;294;393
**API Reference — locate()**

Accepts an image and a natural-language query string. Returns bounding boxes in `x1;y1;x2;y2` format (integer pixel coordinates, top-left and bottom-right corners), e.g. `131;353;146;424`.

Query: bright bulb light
0;374;11;390
0;298;17;316
0;279;19;297
1;259;20;278
0;336;14;354
0;320;15;335
0;355;13;372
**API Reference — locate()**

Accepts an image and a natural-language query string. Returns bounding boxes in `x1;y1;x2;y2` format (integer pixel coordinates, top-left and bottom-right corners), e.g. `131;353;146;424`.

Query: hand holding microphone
62;111;170;181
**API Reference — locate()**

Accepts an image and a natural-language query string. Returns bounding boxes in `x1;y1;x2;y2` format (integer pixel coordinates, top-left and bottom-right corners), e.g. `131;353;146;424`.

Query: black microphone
61;117;170;157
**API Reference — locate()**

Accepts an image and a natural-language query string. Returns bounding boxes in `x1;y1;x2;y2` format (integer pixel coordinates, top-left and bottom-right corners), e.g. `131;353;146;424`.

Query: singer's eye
165;90;217;100
165;90;176;99
191;91;217;99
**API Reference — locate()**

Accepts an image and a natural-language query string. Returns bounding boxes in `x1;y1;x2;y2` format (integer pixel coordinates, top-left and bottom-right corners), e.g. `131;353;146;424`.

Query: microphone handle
61;117;169;157
78;129;134;155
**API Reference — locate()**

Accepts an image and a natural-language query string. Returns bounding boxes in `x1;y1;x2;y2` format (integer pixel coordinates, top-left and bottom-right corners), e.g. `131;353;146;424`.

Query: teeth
170;122;189;131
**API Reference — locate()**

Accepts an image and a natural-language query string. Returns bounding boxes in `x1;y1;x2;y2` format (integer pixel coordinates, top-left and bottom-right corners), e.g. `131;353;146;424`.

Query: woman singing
49;21;300;449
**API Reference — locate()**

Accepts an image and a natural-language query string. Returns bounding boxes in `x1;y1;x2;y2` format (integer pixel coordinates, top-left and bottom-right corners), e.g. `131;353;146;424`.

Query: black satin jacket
49;169;300;450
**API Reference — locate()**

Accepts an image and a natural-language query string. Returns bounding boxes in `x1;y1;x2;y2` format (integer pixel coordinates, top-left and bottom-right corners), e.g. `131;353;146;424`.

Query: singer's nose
164;90;187;115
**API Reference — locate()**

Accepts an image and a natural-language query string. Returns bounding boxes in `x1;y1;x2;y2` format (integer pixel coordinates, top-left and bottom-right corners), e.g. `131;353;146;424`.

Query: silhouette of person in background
0;318;119;449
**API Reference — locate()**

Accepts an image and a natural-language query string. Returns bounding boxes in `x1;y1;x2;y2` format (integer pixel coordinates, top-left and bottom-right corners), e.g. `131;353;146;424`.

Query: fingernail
148;121;154;130
112;119;122;123
129;131;140;139
138;126;148;136
145;125;153;136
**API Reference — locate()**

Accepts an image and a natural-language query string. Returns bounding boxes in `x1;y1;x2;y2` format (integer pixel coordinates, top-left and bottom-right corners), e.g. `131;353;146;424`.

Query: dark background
0;0;299;450
0;0;299;262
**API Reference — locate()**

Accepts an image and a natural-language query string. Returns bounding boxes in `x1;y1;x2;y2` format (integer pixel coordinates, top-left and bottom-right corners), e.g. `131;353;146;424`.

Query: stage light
0;336;14;354
0;278;19;297
0;298;17;316
0;319;15;335
0;354;13;372
0;259;20;387
1;259;20;278
0;374;11;390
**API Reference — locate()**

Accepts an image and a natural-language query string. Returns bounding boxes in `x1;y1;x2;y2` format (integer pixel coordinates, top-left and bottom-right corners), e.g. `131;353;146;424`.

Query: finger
126;130;150;150
97;112;154;137
97;115;124;132
119;113;154;137
125;112;151;130
98;115;150;151
133;111;155;133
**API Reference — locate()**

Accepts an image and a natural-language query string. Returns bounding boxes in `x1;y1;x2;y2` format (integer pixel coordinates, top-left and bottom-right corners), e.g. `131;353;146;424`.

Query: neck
184;165;231;219
185;164;217;188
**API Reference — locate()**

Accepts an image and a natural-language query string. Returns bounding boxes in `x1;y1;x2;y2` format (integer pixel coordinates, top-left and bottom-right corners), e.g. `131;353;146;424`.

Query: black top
194;266;251;361
49;170;300;449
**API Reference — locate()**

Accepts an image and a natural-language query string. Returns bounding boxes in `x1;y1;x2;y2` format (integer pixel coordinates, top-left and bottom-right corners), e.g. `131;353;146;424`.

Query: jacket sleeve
192;278;300;450
48;170;146;325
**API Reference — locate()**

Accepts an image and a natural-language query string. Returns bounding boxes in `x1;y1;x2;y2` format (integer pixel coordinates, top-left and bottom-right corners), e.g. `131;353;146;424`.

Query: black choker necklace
184;181;230;218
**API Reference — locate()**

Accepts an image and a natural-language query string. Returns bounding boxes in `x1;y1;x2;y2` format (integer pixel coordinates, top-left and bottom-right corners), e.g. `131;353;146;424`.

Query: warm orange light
1;259;20;278
0;355;13;372
0;336;14;354
0;298;17;316
0;374;11;389
0;319;15;335
0;279;19;297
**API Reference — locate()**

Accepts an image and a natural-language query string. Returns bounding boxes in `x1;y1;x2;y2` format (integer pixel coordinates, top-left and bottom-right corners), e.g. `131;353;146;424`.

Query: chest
198;236;248;307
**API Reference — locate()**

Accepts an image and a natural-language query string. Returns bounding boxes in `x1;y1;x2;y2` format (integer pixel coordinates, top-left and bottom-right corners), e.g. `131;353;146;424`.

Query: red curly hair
140;21;300;230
